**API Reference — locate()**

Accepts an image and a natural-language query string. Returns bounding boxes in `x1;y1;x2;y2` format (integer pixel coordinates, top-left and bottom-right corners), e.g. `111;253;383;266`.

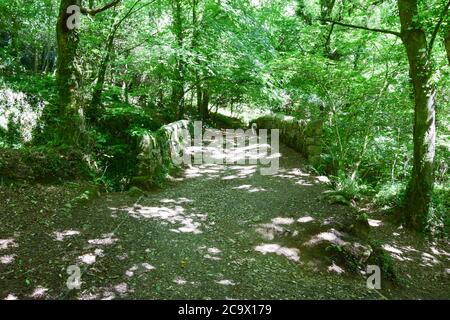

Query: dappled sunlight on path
1;140;449;300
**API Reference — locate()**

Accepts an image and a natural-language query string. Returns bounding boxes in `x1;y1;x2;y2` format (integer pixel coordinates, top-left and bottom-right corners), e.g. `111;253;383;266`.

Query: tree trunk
320;0;338;59
200;88;209;120
171;0;185;118
89;14;120;122
34;48;40;73
122;54;130;104
445;28;450;65
55;0;84;143
191;0;205;119
398;0;436;230
196;83;203;115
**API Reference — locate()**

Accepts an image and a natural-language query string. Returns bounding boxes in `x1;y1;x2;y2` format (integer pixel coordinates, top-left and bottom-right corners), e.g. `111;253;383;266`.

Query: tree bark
55;0;120;141
55;0;84;143
200;88;209;120
398;0;436;230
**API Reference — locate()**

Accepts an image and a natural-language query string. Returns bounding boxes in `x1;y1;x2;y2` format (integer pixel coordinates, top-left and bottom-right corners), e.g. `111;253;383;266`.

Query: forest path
0;138;377;300
57;142;380;299
0;139;450;299
4;140;448;300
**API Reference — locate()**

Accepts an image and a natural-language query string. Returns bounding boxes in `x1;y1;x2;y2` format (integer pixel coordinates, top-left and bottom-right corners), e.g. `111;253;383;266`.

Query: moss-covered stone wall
133;120;191;188
250;115;323;165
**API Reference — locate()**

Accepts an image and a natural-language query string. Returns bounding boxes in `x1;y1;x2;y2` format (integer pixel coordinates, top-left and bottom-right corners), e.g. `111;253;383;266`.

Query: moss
131;175;155;190
153;164;170;187
368;240;398;281
128;186;145;197
210;113;245;129
0;147;88;183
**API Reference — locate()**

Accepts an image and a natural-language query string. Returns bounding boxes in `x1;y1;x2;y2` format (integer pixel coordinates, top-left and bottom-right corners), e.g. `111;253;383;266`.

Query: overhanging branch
323;19;401;37
428;0;450;56
81;0;121;16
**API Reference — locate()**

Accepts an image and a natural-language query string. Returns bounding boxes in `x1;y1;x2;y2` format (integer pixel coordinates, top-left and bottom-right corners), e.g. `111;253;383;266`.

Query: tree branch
428;0;450;56
323;19;401;37
81;0;121;16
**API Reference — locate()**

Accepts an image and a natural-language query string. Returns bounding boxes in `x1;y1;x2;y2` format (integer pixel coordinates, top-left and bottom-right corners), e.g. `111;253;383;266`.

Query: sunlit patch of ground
297;216;315;223
0;238;18;250
328;262;345;274
123;204;204;235
203;246;222;261
53;230;80;241
4;293;18;300
30;286;49;299
125;263;155;277
78;249;105;265
88;233;118;246
305;229;347;246
216;279;236;286
0;254;16;265
79;282;131;300
254;243;300;262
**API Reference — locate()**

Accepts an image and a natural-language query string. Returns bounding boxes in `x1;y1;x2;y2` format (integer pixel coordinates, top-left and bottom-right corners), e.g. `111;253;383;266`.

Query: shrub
374;182;406;208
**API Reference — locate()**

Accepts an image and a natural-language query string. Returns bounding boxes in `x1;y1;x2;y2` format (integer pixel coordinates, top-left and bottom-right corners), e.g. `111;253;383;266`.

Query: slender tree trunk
324;22;335;57
320;0;336;21
196;83;203;116
11;16;21;73
398;0;437;230
351;68;390;180
445;28;450;65
89;14;119;121
157;85;164;109
200;88;209;120
89;0;139;118
34;48;40;73
191;0;207;120
171;0;185;118
320;0;338;59
122;53;130;104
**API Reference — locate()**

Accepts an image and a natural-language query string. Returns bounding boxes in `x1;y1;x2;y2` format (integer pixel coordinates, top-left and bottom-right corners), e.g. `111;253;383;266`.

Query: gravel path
2;141;448;299
62;143;378;299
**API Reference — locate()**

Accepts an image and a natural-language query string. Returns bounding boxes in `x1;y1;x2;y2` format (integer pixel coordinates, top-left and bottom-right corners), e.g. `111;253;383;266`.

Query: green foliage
429;183;450;235
0;115;23;148
0;74;56;148
153;164;170;188
0;146;88;183
209;113;246;129
87;101;161;191
331;175;372;202
374;182;406;208
0;0;448;233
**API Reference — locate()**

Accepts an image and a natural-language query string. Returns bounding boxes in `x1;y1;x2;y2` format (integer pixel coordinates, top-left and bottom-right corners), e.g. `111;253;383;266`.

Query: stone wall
132;120;191;188
133;114;324;187
250;114;323;165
